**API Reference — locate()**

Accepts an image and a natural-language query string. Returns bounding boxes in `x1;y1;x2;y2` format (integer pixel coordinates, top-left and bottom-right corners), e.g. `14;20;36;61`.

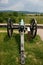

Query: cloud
0;0;43;12
6;0;43;12
6;1;24;11
26;0;43;3
0;0;8;4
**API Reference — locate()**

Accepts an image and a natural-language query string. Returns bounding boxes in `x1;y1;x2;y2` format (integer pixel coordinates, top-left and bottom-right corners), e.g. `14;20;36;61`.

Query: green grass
21;15;43;24
0;15;43;24
0;33;43;65
0;28;6;30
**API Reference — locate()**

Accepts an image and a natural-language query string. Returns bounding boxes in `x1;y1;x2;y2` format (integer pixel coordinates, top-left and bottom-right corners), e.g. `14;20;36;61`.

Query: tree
0;17;3;23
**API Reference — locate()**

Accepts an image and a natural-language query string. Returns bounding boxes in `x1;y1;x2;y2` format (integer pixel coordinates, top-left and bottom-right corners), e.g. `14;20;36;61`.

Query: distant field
23;15;43;24
0;12;43;24
0;33;43;65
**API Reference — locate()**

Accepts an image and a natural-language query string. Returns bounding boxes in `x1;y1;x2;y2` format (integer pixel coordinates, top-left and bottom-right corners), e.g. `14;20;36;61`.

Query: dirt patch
37;29;43;41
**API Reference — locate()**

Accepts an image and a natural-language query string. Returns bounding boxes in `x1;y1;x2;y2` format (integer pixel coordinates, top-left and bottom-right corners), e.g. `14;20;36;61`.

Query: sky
0;0;43;12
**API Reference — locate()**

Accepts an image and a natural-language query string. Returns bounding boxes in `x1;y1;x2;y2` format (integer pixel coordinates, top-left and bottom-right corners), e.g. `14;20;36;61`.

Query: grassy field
23;15;43;24
0;33;43;65
5;15;43;24
0;12;43;24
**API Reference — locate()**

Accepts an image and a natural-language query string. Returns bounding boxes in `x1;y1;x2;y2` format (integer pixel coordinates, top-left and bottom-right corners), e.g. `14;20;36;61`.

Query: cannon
7;18;37;38
7;18;37;64
0;18;37;64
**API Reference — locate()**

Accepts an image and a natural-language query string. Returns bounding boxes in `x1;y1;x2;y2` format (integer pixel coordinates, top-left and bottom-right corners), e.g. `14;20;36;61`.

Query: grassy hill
0;33;43;65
